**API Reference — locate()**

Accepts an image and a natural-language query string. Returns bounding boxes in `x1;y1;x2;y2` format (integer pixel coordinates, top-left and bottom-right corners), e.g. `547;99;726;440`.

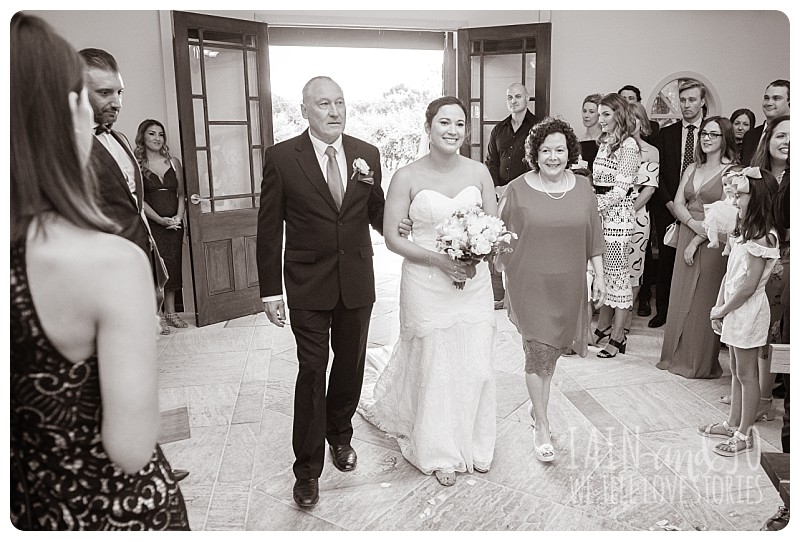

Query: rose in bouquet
435;205;517;289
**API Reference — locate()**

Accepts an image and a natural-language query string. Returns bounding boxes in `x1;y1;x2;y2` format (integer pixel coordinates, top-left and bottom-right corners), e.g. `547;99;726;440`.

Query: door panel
173;11;273;325
457;23;551;162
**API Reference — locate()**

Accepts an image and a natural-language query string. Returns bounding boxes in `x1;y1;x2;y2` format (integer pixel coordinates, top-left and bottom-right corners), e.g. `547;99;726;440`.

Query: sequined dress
10;239;190;530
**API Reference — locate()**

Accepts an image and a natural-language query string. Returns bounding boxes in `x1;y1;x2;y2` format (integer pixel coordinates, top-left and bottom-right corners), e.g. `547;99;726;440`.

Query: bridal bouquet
435;205;516;289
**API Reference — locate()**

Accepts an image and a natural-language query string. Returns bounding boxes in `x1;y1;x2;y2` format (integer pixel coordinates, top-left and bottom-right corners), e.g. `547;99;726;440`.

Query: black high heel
593;326;611;344
598;337;627;358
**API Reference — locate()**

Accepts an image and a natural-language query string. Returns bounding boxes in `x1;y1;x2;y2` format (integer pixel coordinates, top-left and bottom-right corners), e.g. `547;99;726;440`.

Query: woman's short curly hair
524;117;581;172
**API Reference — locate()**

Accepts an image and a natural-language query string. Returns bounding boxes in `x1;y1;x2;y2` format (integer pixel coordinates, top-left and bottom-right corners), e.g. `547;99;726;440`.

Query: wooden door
173;11;273;326
456;23;551;161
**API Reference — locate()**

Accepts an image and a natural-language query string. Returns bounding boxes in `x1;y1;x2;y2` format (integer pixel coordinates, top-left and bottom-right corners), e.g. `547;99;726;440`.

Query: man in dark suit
257;76;385;508
79;48;149;254
650;79;706;328
619;84;660;145
741;79;790;165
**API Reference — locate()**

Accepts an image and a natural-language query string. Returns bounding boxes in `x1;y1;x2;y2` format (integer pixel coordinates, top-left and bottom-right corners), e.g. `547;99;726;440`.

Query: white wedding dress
358;185;497;474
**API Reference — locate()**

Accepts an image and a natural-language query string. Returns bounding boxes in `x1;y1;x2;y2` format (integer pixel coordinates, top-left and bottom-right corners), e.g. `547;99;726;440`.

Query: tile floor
158;243;785;531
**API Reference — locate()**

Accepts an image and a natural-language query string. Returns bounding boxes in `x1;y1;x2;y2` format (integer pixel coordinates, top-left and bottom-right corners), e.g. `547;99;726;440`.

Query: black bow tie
95;125;111;135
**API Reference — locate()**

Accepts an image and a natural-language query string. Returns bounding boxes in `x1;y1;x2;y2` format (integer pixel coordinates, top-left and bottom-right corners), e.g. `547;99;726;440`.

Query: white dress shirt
94;125;138;197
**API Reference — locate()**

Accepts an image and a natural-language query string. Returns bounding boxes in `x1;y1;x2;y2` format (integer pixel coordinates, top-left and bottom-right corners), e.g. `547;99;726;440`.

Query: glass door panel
482;54;523;121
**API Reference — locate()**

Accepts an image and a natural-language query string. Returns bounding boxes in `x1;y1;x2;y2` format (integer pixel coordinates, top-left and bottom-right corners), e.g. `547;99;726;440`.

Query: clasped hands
161;215;182;230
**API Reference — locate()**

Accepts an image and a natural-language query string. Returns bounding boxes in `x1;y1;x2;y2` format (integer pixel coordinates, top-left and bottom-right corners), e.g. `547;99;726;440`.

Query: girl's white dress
718;233;779;348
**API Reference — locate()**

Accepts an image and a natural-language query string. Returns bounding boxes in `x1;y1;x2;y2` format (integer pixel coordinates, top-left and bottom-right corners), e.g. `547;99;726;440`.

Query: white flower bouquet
435;205;516;289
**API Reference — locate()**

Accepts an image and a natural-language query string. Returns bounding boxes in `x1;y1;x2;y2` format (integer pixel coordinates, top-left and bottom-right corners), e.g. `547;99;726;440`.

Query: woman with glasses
657;117;735;378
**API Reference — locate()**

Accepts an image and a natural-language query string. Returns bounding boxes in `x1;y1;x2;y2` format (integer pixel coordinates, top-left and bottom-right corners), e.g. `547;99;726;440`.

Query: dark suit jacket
90;131;150;253
740;123;765;166
257;130;385;311
652;120;685;219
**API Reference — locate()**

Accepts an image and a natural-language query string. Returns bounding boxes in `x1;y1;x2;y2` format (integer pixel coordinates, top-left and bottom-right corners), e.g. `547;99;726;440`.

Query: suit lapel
92;137;139;210
111;130;144;211
295;130;339;213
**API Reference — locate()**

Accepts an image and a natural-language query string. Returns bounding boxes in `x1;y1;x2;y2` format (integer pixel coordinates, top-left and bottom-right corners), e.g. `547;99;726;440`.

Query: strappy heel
593;326;611;345
757;398;776;421
598;337;626;358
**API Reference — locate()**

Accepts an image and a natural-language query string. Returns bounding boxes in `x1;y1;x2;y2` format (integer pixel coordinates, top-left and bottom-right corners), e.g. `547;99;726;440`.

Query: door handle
189;193;211;205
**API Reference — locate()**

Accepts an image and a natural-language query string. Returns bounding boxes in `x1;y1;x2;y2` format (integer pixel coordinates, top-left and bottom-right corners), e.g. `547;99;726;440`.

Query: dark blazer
257;130;385;311
652;120;685;219
740;122;765;166
90;131;149;253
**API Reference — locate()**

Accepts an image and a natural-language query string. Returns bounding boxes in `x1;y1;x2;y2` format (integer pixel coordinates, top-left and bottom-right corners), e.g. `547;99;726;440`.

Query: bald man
485;83;536;308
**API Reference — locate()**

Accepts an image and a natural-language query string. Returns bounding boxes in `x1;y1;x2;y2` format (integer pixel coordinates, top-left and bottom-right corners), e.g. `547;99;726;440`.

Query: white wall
35;9;790;146
550;10;790;131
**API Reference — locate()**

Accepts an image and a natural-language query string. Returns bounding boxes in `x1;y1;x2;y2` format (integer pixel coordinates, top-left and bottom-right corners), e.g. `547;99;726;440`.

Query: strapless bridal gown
358;185;497;474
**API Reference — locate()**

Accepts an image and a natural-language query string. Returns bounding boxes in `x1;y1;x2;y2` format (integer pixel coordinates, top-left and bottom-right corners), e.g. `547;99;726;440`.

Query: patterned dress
592;137;640;308
628;160;659;287
11;240;190;530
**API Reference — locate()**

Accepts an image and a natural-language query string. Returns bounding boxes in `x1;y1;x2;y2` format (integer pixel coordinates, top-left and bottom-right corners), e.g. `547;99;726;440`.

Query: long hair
597;93;637;154
695;116;737;165
629;102;652;138
729;108;756;133
10;13;117;242
134;119;171;169
752;114;790;173
727;166;778;244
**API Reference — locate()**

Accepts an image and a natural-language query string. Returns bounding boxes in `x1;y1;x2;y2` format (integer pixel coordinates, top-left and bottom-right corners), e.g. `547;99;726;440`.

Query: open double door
172;11;550;325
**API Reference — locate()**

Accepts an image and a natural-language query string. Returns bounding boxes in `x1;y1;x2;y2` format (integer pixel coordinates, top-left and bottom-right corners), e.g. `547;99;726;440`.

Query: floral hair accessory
726;166;762;193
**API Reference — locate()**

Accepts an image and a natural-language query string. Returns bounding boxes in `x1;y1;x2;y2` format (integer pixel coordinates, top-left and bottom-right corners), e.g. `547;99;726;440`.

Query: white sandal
434;470;456;486
533;428;555;463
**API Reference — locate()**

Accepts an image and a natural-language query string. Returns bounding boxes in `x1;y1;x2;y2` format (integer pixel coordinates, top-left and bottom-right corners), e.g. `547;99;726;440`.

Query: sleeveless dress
358;185;497;475
628;160;659;287
143;166;183;291
592;137;640;308
11;240;190;530
656;166;729;378
718;233;779;348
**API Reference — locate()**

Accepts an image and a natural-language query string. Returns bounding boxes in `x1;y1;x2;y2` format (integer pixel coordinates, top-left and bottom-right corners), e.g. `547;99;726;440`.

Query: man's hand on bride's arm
263;299;286;328
398;218;412;238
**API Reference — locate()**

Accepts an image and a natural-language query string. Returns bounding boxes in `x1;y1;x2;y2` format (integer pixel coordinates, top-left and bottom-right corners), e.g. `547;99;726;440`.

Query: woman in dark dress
135;120;187;333
10;13;189;530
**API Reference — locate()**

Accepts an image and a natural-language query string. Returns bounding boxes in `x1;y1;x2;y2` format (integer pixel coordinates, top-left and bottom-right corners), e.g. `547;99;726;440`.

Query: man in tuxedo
741;79;790;165
650;79;706;328
79;48;149;254
485;83;535;309
257;76;385;508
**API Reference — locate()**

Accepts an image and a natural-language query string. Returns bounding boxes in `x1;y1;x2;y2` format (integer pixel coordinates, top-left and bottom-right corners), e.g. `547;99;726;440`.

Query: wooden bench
768;344;790;374
760;452;790;508
157;406;191;444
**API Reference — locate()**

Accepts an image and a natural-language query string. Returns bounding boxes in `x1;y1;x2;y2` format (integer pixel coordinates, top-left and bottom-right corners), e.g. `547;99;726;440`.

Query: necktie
325;146;344;210
95;124;111;135
681;124;696;177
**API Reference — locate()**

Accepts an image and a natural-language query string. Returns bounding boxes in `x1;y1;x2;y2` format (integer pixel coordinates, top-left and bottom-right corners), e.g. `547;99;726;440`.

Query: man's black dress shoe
293;478;319;508
648;314;666;328
329;443;357;472
173;469;190;482
637;302;651;317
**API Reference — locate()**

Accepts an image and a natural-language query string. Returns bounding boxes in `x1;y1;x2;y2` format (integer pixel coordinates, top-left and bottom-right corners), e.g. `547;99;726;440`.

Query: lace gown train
358;186;497;474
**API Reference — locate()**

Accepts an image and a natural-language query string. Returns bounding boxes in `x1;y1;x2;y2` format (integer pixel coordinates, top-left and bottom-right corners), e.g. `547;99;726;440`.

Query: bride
358;96;498;486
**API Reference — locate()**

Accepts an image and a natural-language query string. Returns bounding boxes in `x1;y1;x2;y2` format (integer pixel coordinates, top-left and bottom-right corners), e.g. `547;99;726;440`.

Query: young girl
703;173;739;252
697;166;779;456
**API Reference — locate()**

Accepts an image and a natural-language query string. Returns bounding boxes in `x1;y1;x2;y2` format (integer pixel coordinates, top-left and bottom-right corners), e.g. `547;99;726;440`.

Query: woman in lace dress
10;14;188;530
358;97;498;487
591;93;641;358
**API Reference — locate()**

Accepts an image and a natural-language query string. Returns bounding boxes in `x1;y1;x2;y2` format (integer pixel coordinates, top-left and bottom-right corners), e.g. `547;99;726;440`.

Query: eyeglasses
699;131;722;140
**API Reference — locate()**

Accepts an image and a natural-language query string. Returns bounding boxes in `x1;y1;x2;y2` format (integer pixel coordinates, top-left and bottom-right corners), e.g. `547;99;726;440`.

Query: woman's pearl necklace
539;171;568;200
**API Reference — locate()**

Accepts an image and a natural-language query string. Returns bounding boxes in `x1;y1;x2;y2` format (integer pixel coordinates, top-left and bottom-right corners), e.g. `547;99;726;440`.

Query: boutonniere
351;158;374;184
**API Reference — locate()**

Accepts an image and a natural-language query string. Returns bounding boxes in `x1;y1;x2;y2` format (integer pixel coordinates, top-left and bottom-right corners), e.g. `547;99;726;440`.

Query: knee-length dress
143;166;183;291
500;174;605;357
656;167;729;378
719;234;779;348
11;240;190;530
592;137;640;308
628;160;659;287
